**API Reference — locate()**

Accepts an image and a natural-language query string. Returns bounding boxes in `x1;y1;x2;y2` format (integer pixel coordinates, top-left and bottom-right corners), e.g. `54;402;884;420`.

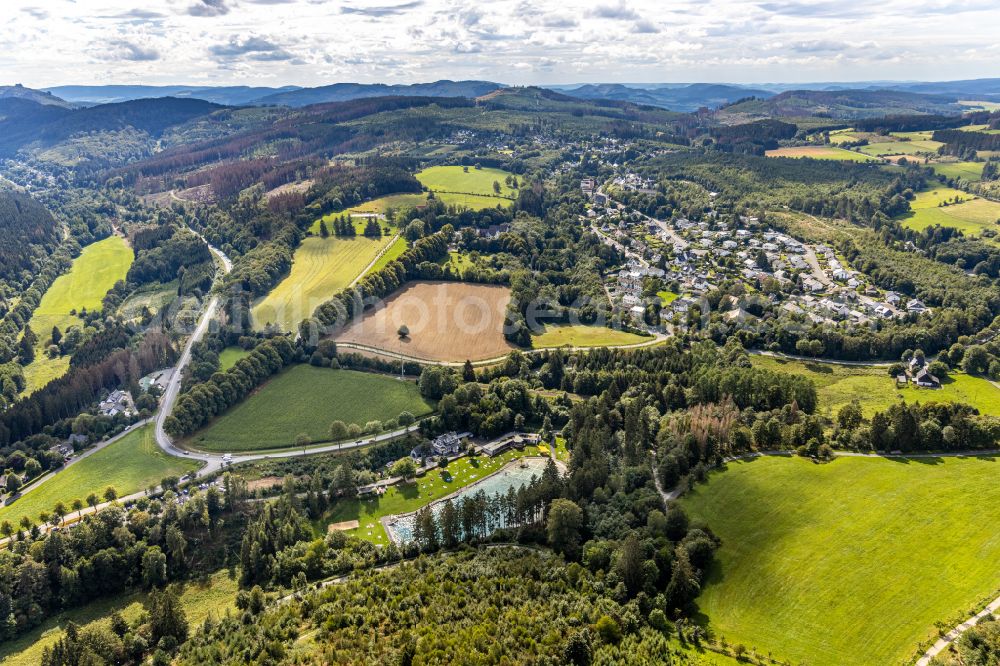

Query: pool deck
381;455;563;545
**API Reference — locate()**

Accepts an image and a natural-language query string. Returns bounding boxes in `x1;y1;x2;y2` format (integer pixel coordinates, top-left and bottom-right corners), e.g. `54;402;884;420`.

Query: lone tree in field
493;180;501;194
397;324;409;339
319;220;330;238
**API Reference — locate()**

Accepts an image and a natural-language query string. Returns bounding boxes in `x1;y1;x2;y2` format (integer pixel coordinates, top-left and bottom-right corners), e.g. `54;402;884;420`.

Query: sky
3;0;1000;88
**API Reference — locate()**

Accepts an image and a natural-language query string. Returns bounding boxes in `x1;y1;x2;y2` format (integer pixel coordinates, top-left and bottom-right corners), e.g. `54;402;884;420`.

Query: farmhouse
913;368;941;388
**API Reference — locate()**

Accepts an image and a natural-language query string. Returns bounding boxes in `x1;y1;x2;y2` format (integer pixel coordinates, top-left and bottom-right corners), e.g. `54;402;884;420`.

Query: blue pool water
386;456;549;543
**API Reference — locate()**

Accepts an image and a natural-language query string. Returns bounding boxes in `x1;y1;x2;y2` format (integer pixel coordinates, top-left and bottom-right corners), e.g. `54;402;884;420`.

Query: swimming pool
385;456;550;544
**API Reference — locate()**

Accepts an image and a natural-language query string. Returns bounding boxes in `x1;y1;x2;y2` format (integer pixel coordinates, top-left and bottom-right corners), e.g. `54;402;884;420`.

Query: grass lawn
751;355;1000;418
251;235;391;332
764;146;875;162
21;236;133;394
323;446;543;545
218;346;250;371
185;365;434;453
682;455;1000;666
898;187;1000;238
415;165;517;198
0;425;198;526
0;569;237;666
439;250;476;275
657;290;679;305
928;160;986;181
531;324;652;349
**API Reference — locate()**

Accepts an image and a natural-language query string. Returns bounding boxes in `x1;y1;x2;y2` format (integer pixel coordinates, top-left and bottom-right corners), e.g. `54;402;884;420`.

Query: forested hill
0;188;60;282
0;97;223;157
717;89;964;122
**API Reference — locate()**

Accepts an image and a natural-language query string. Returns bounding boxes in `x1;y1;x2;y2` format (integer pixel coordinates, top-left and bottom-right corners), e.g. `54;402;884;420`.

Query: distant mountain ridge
556;83;774;111
255;80;504;107
0;84;73;109
45;84;302;106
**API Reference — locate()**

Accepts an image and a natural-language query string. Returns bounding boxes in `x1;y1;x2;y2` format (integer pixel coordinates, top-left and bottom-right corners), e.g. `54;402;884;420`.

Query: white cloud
0;0;998;87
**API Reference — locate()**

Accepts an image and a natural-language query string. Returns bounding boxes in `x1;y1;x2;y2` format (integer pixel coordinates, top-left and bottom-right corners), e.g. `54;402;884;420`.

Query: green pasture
751;355;1000;418
21;236;133;394
0;569;237;666
185;366;434;453
682;455;1000;666
0;425;198;527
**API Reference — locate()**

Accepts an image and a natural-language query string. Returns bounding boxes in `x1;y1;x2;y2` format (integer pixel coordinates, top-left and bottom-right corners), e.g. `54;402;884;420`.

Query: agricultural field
857;139;943;157
21;235;133;394
531;324;652;349
751;355;1000;417
0;569;237;666
415;165;518;199
764;146;875;162
334;281;516;362
682;455;1000;666
322;446;544;545
898;187;1000;237
0;425;199;526
367;235;408;274
185;365;434;452
928;160;985;181
252;235;392;332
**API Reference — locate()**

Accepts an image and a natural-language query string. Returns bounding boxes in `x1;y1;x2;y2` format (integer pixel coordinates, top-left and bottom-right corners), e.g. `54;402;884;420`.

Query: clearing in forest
334;281;516;362
21;235;133;394
899;187;1000;238
681;455;1000;666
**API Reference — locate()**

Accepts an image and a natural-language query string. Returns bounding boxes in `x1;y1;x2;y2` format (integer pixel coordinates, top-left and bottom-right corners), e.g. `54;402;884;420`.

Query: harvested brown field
333;281;516;362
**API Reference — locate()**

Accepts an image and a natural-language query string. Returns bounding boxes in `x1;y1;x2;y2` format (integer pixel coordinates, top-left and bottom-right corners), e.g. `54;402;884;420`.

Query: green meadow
0;425;198;527
898;187;1000;238
531;324;652;349
751;355;1000;417
185;366;434;452
415;165;518;199
929;160;986;181
21;236;133;394
682;455;1000;666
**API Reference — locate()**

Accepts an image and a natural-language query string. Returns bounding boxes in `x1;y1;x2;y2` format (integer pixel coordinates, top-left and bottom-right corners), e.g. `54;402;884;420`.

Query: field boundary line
349;233;400;289
916;592;1000;665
